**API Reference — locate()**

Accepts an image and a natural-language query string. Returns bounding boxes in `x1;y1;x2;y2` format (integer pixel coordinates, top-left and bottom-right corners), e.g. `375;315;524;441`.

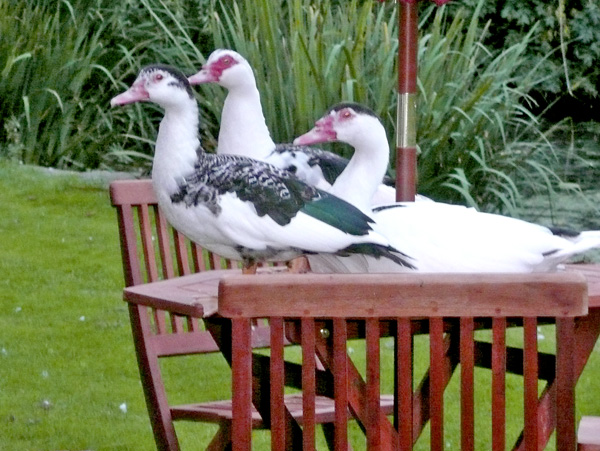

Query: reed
0;0;592;213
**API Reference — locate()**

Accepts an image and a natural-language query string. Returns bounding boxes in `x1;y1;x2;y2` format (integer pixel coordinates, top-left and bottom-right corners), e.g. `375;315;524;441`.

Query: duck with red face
110;65;414;271
188;49;398;202
295;103;600;273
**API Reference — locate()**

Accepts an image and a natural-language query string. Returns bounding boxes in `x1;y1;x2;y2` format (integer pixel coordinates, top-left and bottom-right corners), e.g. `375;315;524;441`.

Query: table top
123;264;600;318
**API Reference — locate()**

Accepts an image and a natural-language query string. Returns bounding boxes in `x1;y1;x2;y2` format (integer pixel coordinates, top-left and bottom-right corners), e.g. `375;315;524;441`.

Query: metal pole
395;1;419;202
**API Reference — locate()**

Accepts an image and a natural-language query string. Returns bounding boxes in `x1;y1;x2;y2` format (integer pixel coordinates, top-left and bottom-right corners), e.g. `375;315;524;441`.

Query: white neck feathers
218;83;276;160
152;98;201;195
328;125;390;212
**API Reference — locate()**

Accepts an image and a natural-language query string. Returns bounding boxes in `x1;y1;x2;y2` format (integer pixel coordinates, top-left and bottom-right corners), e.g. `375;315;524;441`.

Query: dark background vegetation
1;0;598;211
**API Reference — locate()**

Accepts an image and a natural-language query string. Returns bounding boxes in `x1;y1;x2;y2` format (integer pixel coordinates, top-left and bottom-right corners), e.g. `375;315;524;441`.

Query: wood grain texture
218;272;588;318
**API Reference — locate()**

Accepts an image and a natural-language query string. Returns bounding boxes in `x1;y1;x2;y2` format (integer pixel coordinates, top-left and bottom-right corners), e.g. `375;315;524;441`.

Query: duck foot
287;256;311;273
242;262;258;275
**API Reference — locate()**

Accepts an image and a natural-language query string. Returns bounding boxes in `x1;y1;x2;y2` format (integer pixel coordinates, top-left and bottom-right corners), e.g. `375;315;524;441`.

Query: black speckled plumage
113;63;418;267
170;149;379;236
272;143;350;186
142;64;194;99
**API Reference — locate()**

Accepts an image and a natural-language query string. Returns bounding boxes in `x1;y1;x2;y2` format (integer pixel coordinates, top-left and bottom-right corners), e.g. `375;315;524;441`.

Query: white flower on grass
14;306;21;313
41;370;49;378
40;399;52;410
79;316;86;322
537;326;545;340
119;402;127;414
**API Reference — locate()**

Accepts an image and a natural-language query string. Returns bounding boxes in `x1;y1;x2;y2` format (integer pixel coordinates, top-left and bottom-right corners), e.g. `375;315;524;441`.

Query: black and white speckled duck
295;103;600;273
110;65;413;268
187;49;397;202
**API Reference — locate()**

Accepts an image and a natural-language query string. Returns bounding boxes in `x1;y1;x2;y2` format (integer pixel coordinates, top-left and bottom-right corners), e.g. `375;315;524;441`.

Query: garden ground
0;162;599;450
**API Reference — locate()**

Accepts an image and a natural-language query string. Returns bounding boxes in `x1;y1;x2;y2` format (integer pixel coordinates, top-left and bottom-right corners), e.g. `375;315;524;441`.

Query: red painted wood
460;317;475;451
139;205;159;282
555;318;576;450
113;205;142;286
518;309;600;450
269;317;285;450
301;318;316;450
170;314;184;334
396;147;417;202
492;317;506;451
396;318;413;451
231;319;252;451
113;178;591;451
153;307;167;335
190;242;206;272
128;302;180;450
218;272;587;318
333;318;349;449
398;1;418;94
155;208;176;280
523;317;538;451
430;317;445;451
410;332;457;446
173;229;191;276
366;318;381;449
313;334;397;449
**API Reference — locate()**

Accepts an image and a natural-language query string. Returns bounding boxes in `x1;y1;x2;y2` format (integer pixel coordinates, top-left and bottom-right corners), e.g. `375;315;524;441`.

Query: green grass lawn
0;162;599;450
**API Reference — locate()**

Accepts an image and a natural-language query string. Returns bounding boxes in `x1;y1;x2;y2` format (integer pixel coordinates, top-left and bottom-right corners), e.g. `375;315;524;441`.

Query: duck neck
218;82;276;159
330;127;390;212
152;98;201;195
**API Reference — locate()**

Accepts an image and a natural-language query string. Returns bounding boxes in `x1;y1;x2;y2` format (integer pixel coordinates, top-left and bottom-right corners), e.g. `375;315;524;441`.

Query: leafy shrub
447;0;600;120
0;1;117;168
202;0;584;212
0;0;594;215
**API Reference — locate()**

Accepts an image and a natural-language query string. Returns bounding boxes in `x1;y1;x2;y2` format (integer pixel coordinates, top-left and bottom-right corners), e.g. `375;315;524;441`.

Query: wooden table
123;264;600;449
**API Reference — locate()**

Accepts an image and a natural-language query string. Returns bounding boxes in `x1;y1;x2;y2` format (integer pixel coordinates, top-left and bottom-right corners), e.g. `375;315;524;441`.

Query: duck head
188;49;255;89
294;102;384;148
110;64;194;109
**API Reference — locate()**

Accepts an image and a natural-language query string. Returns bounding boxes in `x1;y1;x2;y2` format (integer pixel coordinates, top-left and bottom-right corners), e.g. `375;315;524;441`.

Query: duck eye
223;57;232;65
341;110;352;119
154;73;164;82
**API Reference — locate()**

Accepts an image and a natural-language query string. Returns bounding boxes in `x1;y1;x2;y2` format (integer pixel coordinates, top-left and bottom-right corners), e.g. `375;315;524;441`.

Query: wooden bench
578;416;600;451
219;271;588;450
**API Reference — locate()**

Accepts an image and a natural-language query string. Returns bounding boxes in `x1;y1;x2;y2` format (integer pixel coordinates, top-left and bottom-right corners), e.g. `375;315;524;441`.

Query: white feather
299;104;600;273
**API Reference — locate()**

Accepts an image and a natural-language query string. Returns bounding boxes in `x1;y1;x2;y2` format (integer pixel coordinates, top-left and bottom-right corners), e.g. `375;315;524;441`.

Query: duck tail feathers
340;243;415;269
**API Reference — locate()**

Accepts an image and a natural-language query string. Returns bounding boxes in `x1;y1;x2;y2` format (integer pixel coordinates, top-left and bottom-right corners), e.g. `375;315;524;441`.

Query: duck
187;49;398;203
110;65;414;271
293;102;600;273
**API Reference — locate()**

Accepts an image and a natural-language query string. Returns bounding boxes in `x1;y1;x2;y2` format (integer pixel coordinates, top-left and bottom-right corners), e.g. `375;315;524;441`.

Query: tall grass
202;0;586;212
414;2;574;212
206;0;399;150
0;1;117;168
0;0;594;213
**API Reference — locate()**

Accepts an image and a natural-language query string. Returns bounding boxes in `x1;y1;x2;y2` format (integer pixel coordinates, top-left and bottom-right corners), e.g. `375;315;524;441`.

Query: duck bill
188;68;217;85
293;126;337;146
110;81;149;106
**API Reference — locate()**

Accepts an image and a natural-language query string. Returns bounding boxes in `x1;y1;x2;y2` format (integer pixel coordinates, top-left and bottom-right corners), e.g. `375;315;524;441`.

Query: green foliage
414;2;573;211
0;0;598;213
450;0;600;115
206;0;399;145
0;1;117;168
0;163;599;449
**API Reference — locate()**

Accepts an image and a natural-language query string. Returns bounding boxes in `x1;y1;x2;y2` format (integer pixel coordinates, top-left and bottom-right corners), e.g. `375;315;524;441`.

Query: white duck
187;49;397;203
110;65;413;270
294;102;600;273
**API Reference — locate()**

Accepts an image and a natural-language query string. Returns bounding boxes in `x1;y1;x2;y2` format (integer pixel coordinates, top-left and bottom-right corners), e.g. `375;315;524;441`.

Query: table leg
513;310;600;451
